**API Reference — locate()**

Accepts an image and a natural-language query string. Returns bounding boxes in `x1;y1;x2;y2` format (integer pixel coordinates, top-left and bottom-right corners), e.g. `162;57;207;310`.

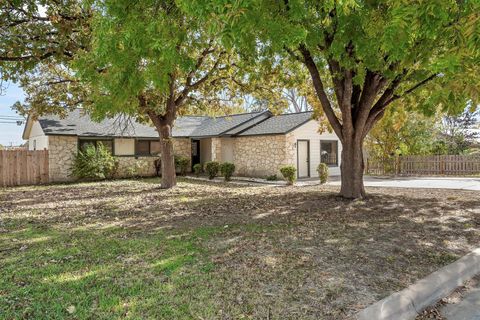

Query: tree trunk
339;136;366;199
157;121;176;189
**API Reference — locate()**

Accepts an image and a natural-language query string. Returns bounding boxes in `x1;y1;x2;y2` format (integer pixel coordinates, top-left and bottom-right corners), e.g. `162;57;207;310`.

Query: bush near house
204;161;220;180
193;163;202;176
265;174;278;181
220;162;235;181
317;163;329;184
72;143;118;180
280;166;296;185
175;155;190;176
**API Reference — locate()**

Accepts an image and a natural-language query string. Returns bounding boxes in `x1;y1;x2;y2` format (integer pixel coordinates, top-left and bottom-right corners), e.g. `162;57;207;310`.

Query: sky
0;82;26;146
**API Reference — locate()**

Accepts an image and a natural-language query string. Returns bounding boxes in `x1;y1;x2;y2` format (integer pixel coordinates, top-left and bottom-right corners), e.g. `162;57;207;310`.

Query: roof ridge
271;110;313;116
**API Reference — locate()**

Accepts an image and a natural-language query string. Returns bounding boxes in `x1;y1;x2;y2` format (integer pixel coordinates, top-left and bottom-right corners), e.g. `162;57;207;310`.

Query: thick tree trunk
157;121;176;189
339;137;366;199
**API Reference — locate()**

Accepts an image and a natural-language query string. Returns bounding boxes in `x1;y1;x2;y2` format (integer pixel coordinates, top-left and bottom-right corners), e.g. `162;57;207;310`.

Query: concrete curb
357;248;480;320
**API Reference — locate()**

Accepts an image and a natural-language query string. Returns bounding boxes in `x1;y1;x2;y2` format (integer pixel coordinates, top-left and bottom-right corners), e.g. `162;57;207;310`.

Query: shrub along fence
366;154;480;176
0;150;49;187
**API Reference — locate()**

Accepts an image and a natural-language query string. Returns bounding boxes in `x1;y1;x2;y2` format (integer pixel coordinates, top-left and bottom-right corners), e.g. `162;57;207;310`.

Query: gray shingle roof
35;109;313;138
38;109;158;138
237;112;313;136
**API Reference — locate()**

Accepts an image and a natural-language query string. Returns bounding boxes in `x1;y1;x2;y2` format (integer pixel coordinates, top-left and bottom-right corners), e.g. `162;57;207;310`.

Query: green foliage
204;161;220;180
0;144;3;150
317;163;329;184
265;174;278;181
365;106;442;169
1;2;92;116
71;143;117;181
220;162;235;181
175;155;190;176
280;166;296;185
439;109;480;154
193;163;202;176
73;0;245;121
189;1;480;135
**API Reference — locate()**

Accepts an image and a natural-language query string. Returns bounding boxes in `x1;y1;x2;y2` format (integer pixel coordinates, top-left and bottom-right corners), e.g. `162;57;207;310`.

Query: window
78;139;113;154
135;139;161;156
150;141;161;155
320;140;338;166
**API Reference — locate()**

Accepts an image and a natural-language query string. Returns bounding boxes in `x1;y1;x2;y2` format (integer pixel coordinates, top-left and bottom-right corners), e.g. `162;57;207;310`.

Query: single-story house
22;109;342;182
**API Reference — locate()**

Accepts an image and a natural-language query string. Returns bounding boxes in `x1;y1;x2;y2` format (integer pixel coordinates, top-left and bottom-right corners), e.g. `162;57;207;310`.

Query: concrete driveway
326;176;480;191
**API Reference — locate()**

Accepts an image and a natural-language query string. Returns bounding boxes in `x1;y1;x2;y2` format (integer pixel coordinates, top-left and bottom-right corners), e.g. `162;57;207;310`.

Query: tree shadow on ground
1;179;479;319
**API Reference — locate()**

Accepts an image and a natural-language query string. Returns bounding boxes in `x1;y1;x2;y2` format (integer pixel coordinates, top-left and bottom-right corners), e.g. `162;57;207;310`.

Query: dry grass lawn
1;178;479;319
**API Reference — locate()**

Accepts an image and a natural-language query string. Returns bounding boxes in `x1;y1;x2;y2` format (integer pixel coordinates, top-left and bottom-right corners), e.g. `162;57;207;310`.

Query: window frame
320;140;339;167
135;139;161;157
78;138;114;155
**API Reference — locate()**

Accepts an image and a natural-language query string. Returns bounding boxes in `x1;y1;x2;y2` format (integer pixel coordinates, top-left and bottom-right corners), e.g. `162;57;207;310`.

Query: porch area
189;135;294;178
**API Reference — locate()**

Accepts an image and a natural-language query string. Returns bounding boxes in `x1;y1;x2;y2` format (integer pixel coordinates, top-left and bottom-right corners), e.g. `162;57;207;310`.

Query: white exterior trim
290;119;342;176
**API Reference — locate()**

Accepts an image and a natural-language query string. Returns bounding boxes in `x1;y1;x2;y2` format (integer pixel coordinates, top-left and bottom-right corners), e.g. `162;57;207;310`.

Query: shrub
265;174;278;181
193;163;202;176
204;161;220;179
317;163;329;184
72;143;117;180
154;158;162;177
220;162;235;181
175;155;190;176
280;165;296;185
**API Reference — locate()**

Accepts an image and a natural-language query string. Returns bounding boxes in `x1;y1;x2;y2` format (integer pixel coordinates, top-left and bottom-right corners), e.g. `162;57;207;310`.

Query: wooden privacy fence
0;150;49;187
366;154;480;176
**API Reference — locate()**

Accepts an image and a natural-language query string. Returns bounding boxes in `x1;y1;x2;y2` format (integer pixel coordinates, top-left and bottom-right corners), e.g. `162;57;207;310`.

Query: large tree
75;0;242;188
188;0;480;198
1;0;93;122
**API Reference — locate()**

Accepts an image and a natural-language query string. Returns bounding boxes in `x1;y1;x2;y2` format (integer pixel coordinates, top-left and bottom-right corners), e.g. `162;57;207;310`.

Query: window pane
79;140;95;151
150;141;161;155
191;141;198;157
320;141;338;166
97;140;113;153
136;140;150;155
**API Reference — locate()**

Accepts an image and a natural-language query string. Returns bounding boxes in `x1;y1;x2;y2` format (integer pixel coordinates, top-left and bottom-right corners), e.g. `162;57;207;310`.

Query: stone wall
233;134;295;177
172;138;192;165
211;137;222;162
116;157;157;177
48;135;78;182
47;136;192;182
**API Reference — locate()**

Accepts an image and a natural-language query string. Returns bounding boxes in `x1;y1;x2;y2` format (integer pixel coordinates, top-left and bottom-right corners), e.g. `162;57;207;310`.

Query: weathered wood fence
0;150;49;187
366;155;480;176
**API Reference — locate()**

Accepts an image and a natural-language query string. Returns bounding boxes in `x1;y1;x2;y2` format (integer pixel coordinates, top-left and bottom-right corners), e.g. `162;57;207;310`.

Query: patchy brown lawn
1;178;479;319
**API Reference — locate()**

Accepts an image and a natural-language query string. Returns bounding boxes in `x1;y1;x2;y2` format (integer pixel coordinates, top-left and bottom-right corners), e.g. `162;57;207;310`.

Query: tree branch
0;51;54;62
298;44;343;140
384;73;438;106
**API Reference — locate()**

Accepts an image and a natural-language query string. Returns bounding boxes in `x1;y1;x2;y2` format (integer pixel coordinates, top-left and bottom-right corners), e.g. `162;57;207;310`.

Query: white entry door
297;140;310;178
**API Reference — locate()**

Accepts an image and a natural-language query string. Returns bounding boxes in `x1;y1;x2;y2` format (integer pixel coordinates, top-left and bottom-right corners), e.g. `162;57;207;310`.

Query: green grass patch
0;225;223;319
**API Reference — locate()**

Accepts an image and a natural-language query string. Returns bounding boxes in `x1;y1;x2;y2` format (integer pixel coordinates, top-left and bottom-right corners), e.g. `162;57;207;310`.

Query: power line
0;114;24;118
0;121;24;124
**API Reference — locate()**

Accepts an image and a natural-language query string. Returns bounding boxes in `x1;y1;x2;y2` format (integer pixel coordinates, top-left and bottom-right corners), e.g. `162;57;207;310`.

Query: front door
191;139;200;169
297;140;310;178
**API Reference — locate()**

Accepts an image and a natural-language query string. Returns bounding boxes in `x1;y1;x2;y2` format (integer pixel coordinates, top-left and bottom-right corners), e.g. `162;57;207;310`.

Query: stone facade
172;138;192;165
211;137;222;162
47;136;192;182
48;135;78;182
115;157;157;177
233;134;295;177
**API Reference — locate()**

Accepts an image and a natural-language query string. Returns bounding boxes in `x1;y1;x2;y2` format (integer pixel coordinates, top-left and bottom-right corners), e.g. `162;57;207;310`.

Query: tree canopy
186;0;480;197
